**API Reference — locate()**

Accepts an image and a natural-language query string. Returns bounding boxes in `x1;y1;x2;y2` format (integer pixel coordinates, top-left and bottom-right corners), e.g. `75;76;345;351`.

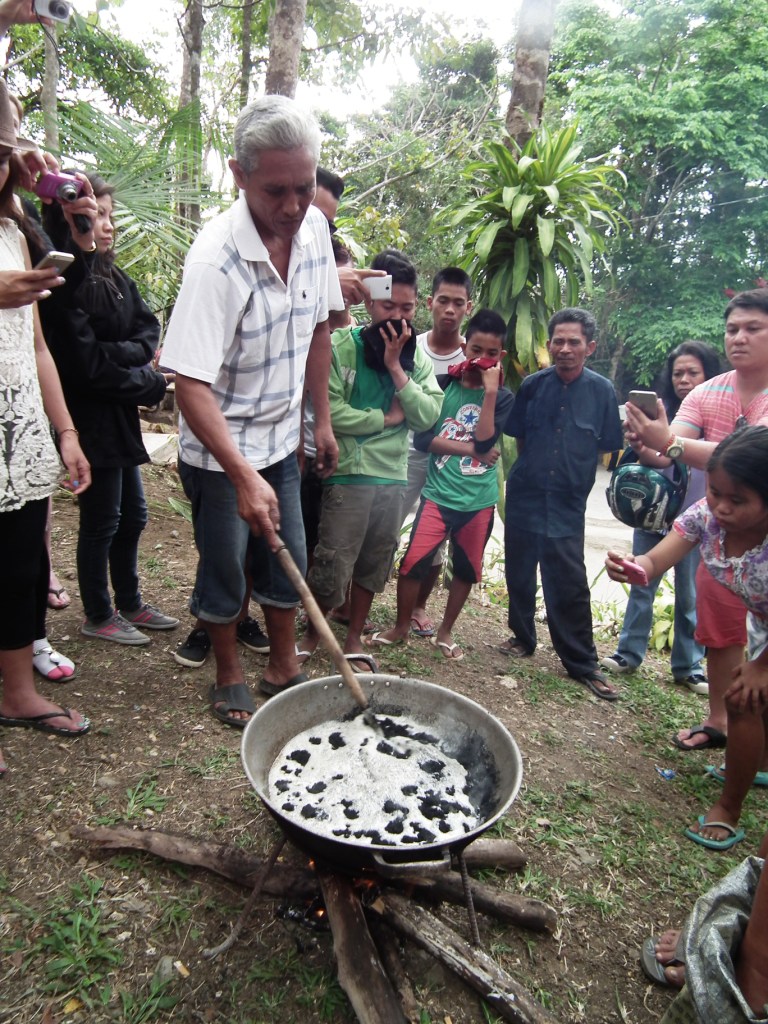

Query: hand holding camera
34;170;81;202
33;0;71;23
34;170;96;238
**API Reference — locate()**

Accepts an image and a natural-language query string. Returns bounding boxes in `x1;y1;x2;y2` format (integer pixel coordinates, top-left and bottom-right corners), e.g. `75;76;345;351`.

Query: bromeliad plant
442;125;626;377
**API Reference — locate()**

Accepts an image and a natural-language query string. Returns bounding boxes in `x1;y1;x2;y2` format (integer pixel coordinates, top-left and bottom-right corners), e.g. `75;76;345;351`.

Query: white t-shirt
162;199;342;471
407;331;464;457
416;331;464;374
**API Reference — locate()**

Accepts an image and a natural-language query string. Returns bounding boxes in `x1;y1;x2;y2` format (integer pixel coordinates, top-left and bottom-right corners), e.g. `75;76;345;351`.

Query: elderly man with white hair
162;95;342;726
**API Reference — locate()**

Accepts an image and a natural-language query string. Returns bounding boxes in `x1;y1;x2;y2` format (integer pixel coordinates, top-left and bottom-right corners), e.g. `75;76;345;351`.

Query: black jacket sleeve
46;303;166;407
474;386;515;453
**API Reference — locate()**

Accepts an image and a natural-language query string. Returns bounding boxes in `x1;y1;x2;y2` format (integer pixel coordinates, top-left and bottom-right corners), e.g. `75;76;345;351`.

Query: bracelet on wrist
58;427;79;438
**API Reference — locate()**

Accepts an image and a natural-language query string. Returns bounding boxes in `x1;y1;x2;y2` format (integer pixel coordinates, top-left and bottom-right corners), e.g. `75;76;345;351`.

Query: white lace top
0;220;62;512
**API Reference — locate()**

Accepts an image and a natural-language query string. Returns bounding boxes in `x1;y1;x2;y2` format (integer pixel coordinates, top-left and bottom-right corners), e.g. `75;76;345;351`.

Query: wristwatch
664;435;685;459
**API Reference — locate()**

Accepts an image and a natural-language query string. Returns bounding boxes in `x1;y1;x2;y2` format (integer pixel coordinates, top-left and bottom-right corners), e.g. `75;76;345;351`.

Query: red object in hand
447;357;503;385
620;559;649;586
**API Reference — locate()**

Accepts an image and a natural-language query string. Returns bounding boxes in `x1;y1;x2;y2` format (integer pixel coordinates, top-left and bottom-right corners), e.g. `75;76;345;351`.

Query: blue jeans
180;454;306;622
77;465;147;623
615;528;705;676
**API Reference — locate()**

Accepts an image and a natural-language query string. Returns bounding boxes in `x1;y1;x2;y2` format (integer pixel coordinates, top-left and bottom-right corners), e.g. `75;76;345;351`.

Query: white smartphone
33;0;72;23
363;275;393;300
627;390;659;419
34;251;75;273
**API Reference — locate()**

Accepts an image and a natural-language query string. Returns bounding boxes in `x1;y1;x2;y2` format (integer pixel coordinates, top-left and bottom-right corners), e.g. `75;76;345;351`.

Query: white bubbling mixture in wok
268;714;481;847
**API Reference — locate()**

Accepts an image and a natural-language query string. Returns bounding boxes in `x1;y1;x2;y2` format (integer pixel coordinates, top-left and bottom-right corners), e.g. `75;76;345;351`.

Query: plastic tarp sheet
661;856;768;1024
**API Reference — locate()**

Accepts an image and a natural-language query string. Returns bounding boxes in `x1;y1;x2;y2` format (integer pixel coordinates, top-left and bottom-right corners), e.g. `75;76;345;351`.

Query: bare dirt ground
1;462;763;1024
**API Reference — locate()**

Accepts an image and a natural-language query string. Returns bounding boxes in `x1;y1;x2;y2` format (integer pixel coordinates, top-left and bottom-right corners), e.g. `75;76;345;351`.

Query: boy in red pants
369;310;513;659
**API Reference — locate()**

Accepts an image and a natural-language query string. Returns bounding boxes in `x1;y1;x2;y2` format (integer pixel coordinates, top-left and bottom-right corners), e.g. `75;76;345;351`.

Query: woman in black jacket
41;174;178;645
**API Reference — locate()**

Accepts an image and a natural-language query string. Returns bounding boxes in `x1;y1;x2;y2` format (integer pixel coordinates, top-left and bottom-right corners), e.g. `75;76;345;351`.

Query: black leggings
0;498;49;650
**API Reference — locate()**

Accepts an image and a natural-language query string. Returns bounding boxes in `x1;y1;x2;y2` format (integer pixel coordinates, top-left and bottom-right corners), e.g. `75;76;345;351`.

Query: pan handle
371;849;451;877
275;542;370;711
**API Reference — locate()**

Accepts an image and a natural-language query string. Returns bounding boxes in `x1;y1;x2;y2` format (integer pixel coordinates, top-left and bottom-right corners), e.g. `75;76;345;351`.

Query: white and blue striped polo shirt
162;198;341;471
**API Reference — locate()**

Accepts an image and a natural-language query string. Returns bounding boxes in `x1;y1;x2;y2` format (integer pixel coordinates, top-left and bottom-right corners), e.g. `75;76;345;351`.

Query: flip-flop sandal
705;764;768;787
47;587;71;610
671;725;727;752
640;935;686;988
495;639;531;658
410;615;435;637
366;632;402;647
576;672;619;701
342;653;378;674
0;707;90;737
684;814;745;851
258;673;309;698
430;638;464;661
208;682;256;727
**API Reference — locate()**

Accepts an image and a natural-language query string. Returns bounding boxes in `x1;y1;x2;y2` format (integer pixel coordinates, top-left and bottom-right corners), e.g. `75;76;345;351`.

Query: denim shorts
179;455;306;621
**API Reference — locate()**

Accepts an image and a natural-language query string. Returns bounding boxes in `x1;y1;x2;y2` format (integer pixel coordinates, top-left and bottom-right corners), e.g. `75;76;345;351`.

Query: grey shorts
308;483;403;607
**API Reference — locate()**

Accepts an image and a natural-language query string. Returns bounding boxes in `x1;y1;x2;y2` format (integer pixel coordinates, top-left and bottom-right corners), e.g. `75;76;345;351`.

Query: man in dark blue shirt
500;308;623;699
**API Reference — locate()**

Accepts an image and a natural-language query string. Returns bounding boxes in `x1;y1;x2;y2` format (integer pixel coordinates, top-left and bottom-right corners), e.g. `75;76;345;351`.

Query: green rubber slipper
684;814;745;851
705;764;768;787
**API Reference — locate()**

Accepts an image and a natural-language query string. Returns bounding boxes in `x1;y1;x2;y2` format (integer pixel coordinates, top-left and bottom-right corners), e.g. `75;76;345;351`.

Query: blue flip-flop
705;764;768;787
684;814;745;851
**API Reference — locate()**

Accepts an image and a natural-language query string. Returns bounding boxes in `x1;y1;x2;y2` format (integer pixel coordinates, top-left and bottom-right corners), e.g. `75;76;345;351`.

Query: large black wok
241;673;523;875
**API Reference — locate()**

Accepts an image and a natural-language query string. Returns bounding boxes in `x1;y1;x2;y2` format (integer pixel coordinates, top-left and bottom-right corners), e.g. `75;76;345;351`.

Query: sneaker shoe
174;627;211;668
236;615;270;654
119;603;180;631
599;652;633;673
674;672;709;696
82;612;151;646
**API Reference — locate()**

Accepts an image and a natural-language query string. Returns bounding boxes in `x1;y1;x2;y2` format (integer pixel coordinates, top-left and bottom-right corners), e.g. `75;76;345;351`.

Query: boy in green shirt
369;310;513;659
301;251;443;671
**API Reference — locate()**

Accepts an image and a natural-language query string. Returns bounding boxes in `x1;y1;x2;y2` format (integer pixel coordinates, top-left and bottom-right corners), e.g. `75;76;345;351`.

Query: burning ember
268;712;482;847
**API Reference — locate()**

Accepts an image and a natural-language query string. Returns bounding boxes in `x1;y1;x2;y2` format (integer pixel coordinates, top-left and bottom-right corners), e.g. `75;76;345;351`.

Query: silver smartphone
627;390;659;419
363;275;393;300
34;251;75;273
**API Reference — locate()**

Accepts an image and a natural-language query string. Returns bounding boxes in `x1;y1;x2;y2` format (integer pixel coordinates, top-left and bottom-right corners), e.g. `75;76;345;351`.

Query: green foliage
332;38;500;287
7;16;171;124
119;978;180;1023
649;575;676;652
442;125;625;374
548;0;768;386
51;101;209;317
36;877;122;1000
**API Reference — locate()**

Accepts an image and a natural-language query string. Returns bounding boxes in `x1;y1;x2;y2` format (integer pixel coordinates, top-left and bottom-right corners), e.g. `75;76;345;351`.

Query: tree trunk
239;0;254;109
178;0;204;229
265;0;308;97
41;26;59;154
505;0;557;148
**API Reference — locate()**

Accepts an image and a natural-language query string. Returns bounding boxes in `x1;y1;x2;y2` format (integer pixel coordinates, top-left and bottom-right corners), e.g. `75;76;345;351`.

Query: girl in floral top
606;425;768;852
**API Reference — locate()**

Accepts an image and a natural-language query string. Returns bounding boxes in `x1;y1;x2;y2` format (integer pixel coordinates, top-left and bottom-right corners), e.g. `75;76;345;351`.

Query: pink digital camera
34;172;82;203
